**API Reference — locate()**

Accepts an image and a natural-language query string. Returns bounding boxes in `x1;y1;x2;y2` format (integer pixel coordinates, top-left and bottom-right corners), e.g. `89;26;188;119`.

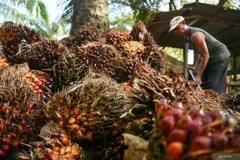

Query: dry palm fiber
222;90;240;123
0;63;48;156
16;123;85;160
46;69;134;142
0;22;42;64
131;64;224;111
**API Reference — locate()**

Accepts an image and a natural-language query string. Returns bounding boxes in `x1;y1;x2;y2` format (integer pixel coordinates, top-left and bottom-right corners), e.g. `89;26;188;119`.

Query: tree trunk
71;0;109;35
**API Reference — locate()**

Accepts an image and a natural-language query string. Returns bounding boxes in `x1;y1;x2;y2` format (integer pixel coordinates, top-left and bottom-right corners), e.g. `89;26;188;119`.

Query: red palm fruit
32;141;44;149
188;136;212;153
172;101;183;109
168;129;188;143
71;108;80;116
226;139;240;149
72;149;81;157
51;152;60;160
177;115;193;130
1;103;8;110
187;120;203;141
201;114;212;126
210;133;228;150
45;148;54;158
205;110;225;121
61;136;69;145
160;115;175;133
190;109;204;120
0;150;4;156
69;124;80;133
68;117;76;125
234;126;240;137
166;142;185;160
169;108;184;121
1;144;9;151
155;99;169;117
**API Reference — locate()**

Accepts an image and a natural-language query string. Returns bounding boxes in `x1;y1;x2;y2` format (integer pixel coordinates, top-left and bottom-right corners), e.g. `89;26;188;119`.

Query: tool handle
187;66;202;90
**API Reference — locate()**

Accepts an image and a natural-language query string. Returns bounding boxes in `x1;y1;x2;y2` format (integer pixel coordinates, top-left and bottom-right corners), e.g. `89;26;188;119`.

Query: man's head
169;16;187;36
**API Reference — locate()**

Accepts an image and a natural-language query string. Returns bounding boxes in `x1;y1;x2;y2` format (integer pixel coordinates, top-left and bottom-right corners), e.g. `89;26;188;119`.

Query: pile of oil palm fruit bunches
0;21;239;160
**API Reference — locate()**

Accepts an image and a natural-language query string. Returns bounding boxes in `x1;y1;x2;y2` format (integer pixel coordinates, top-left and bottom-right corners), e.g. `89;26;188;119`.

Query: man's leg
207;59;229;94
201;64;210;90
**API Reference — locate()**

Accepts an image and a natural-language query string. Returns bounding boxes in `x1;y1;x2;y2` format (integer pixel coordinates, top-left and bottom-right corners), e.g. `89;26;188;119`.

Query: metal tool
186;66;202;90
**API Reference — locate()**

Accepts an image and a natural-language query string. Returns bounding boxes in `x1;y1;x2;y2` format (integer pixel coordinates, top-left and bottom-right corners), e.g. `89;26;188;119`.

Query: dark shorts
201;58;229;94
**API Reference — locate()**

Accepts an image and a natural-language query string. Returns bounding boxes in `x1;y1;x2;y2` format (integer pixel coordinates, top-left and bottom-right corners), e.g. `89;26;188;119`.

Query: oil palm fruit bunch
77;42;117;78
113;56;140;83
17;39;70;71
0;63;47;157
130;21;163;71
46;71;133;158
59;25;100;50
15;132;85;160
120;41;146;58
46;70;132;141
0;21;42;64
73;25;100;44
24;70;53;99
17;39;77;92
100;28;132;50
148;99;240;160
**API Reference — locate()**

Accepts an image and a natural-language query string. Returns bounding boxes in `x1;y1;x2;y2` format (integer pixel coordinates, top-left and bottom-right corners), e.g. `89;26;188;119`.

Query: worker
168;16;230;94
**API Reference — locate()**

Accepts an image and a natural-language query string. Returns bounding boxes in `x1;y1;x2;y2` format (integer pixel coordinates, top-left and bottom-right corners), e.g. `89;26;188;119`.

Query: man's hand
188;66;196;71
196;75;202;84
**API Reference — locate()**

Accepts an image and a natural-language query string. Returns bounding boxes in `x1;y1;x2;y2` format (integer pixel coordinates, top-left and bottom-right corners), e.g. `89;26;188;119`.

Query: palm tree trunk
71;0;109;35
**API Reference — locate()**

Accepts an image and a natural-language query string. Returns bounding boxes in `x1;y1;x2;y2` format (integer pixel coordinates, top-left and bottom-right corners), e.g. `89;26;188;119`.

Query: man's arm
191;53;201;70
191;32;209;84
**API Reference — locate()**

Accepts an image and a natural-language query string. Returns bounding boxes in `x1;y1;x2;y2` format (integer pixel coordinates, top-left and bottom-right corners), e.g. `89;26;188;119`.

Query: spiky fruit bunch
120;41;146;58
77;42;117;78
0;22;42;64
114;57;140;83
24;70;53;99
130;21;163;71
142;33;163;71
17;39;70;71
73;25;100;44
15;132;84;160
148;99;240;160
100;28;132;50
0;64;48;156
46;71;132;142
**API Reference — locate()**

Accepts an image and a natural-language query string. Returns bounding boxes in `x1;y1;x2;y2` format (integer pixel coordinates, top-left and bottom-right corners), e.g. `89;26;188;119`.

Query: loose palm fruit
160;115;175;133
168;129;188;143
166;142;185;160
210;133;228;150
189;136;212;153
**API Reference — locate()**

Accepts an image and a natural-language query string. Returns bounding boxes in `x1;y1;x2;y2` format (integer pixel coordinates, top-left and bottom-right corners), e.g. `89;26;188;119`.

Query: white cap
168;16;185;32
